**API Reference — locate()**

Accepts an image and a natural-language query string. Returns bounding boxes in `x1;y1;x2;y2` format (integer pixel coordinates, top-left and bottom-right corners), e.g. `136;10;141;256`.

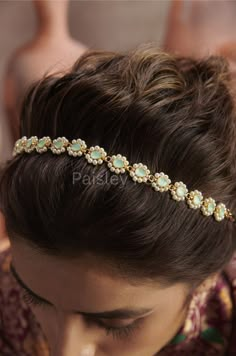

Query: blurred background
0;0;170;164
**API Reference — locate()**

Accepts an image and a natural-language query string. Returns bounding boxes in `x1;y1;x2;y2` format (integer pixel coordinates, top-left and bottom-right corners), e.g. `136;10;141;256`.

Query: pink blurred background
0;0;170;164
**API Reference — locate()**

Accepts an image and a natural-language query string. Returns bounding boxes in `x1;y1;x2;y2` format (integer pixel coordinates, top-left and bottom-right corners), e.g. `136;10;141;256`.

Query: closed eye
21;289;143;340
21;289;49;308
84;316;143;340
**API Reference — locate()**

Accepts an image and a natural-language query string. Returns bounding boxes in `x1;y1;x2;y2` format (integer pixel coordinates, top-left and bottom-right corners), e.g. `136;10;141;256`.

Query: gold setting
129;163;150;183
13;136;27;156
24;136;38;153
107;154;129;174
170;182;188;202
51;137;69;154
85;146;107;165
201;198;216;217
186;190;203;209
67;139;87;157
152;172;171;192
36;137;51;153
214;203;227;222
12;136;236;223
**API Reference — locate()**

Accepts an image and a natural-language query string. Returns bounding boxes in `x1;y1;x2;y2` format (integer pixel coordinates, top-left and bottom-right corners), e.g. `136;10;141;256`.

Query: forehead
10;239;188;313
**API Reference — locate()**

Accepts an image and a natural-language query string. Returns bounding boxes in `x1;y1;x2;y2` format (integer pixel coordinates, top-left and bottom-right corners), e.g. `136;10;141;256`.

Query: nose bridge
53;313;97;356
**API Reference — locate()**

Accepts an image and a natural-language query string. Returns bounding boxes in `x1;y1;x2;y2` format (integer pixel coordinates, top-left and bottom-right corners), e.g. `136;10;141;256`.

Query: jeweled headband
13;136;236;223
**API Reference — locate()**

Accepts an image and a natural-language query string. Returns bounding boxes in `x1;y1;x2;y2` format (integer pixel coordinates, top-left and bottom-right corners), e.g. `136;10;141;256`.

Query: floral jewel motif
170;182;188;201
129;163;150;183
12;136;236;224
214;203;227;222
201;198;216;217
85;146;107;165
24;136;38;153
107;154;129;174
51;137;69;154
186;190;203;209
13;136;27;156
67;139;87;157
152;172;171;192
36;137;51;153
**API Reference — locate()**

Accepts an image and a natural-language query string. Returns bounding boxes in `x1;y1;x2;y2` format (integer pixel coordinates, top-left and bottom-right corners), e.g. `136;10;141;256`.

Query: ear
0;210;10;252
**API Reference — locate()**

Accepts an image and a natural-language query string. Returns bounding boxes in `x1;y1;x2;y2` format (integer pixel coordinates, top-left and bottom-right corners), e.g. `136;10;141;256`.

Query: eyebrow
9;262;153;319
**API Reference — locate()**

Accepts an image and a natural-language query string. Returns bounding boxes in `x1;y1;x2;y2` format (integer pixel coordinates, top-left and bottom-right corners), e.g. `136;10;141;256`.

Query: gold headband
13;136;236;224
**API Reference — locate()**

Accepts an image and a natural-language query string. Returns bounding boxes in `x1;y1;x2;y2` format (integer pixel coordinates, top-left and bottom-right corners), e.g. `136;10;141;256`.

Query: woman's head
1;44;236;355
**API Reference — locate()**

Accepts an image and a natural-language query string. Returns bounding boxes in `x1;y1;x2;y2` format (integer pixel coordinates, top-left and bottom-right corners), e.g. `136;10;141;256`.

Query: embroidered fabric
0;246;236;356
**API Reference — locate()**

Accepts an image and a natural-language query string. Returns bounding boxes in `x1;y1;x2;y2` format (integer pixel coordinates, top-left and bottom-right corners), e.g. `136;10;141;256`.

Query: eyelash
22;290;48;308
90;318;142;340
22;290;142;340
107;321;141;340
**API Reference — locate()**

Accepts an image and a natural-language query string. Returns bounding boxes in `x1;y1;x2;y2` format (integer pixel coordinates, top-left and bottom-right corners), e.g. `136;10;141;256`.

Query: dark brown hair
1;43;236;287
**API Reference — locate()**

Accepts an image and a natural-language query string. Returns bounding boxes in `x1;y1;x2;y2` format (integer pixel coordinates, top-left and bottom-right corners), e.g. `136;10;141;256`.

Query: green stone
135;167;146;177
113;158;124;168
176;186;186;197
219;207;225;218
91;150;102;159
26;138;32;148
207;203;215;213
54;140;63;149
193;195;202;205
158;177;168;187
37;138;46;148
71;143;81;151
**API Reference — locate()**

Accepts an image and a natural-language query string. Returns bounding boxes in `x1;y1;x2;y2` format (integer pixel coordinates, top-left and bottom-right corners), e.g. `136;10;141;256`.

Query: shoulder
0;246;50;356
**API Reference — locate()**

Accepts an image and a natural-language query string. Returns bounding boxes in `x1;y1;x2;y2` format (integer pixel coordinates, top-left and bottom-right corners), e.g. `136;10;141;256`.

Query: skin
0;203;215;356
7;238;218;356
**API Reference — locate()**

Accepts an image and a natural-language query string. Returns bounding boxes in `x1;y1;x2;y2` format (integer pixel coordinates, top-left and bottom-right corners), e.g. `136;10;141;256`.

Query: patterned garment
0;246;236;356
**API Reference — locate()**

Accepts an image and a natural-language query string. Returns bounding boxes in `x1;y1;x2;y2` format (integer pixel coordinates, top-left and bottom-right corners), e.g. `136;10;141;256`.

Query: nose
79;345;96;356
51;314;98;356
53;342;96;356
